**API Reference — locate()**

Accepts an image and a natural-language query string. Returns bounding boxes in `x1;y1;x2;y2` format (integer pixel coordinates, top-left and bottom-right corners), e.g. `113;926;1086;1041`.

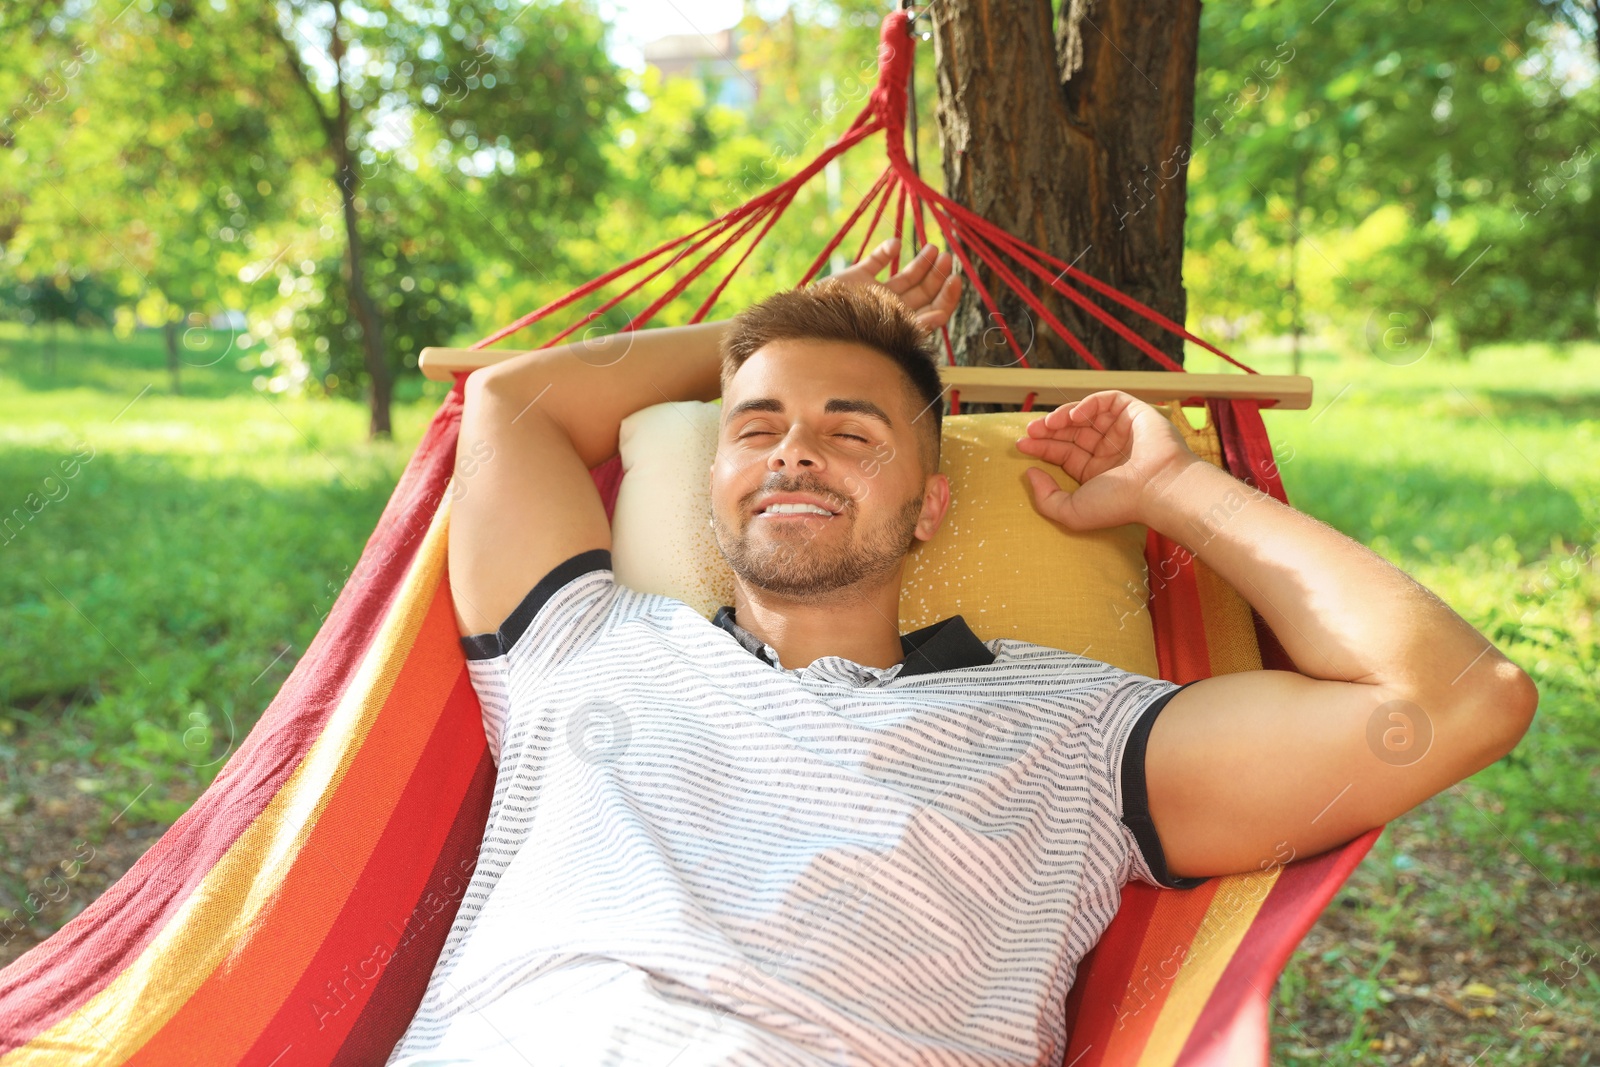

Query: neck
731;573;905;670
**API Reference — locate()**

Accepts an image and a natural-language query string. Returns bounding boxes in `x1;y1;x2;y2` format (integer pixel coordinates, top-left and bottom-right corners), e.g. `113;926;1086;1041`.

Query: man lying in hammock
390;239;1537;1066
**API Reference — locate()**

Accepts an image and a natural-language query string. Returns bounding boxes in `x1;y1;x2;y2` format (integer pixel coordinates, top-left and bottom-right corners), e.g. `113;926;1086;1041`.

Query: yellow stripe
1191;559;1262;677
1136;867;1281;1067
3;499;454;1067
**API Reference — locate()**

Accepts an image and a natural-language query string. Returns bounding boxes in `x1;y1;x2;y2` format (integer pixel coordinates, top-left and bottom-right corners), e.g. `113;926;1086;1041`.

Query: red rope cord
691;188;800;323
915;178;1253;373
926;196;1112;370
935;196;1183;372
890;182;908;273
473;5;1262;386
537;201;775;347
940;194;1196;374
918;198;1037;369
472;216;731;349
853;172;900;263
628;194;799;330
919;185;1185;372
800;164;894;286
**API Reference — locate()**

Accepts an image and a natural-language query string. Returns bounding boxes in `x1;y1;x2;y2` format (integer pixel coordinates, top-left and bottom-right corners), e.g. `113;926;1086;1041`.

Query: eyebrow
724;397;895;428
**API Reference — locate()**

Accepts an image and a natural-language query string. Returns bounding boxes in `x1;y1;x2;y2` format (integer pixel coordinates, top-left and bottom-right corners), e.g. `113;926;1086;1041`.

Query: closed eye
835;433;868;442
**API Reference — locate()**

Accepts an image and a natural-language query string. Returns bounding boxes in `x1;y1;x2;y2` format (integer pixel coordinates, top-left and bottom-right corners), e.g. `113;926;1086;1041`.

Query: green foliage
0;0;630;428
0;324;444;820
1188;0;1599;354
1181;338;1600;1063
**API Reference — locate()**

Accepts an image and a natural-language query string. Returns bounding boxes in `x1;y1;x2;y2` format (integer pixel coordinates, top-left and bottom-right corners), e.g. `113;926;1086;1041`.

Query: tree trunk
329;0;392;439
163;318;183;395
336;166;393;438
930;0;1201;371
1289;161;1303;377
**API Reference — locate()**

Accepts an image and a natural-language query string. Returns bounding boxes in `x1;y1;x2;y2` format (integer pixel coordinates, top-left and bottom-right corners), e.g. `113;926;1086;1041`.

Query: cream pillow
612;401;1160;676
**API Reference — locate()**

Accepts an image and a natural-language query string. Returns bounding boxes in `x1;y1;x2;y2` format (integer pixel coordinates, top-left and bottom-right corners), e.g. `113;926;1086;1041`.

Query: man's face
710;339;949;601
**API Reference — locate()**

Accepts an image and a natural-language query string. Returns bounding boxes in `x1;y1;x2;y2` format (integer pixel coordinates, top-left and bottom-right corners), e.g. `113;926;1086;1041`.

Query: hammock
0;11;1378;1065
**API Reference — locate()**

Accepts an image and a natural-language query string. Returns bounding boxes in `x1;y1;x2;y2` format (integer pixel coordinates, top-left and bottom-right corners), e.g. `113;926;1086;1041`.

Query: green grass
1;326;1596;1062
1192;337;1600;1063
0;324;448;823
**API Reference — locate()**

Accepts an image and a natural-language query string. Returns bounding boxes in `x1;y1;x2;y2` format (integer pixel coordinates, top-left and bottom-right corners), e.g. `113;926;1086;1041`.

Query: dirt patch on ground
0;755;167;970
1274;796;1599;1065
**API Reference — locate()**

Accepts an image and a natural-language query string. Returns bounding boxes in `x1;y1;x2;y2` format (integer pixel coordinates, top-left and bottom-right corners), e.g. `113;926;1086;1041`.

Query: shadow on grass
1464;389;1600;426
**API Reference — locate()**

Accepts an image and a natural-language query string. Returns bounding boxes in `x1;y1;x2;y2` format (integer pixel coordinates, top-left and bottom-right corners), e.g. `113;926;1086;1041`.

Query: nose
766;423;826;472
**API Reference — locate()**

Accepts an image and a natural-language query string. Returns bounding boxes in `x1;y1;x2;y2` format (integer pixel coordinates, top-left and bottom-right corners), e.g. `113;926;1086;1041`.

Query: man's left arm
1017;391;1538;880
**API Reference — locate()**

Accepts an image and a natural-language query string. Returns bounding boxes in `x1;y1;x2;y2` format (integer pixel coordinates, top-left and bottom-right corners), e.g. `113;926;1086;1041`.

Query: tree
930;0;1202;371
0;0;630;436
264;0;628;436
1188;0;1599;360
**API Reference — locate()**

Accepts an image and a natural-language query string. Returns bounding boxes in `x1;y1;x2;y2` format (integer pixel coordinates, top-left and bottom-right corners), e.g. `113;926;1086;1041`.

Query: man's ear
913;472;951;543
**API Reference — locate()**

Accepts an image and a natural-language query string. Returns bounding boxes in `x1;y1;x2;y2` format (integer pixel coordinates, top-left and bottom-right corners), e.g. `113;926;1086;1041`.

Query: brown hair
719;278;943;469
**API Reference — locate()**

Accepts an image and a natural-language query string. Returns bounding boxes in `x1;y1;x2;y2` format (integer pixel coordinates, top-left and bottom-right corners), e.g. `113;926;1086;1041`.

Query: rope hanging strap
468;6;1262;395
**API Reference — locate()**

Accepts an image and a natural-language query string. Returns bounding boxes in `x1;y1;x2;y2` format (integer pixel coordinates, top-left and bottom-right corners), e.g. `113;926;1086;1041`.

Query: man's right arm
448;320;727;638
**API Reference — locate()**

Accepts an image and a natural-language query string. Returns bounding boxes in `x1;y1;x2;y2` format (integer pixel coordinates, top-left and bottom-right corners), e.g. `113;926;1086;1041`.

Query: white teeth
762;502;833;516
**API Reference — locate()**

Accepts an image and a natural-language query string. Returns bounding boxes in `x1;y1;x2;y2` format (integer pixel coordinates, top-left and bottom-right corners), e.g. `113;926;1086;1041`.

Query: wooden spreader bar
419;346;1311;410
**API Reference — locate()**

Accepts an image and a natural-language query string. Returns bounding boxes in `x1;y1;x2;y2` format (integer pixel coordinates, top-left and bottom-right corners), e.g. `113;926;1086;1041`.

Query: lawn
1;326;1596;1063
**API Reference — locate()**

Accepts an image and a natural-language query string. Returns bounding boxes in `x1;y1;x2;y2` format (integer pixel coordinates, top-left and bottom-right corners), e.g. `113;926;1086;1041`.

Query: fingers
862;237;899;270
912;263;963;331
1016;435;1099;484
829;238;902;288
1023;467;1083;529
886;241;948;298
1040;390;1128;431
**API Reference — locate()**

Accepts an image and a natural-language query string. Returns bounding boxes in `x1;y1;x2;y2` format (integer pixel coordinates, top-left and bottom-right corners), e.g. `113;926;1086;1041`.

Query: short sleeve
1105;677;1209;890
459;548;619;764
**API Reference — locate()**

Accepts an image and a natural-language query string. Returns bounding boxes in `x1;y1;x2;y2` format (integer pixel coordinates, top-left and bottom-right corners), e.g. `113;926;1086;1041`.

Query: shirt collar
710;606;995;678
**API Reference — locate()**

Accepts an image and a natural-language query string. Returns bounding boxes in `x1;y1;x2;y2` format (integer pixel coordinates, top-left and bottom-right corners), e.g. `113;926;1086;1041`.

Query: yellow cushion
612;401;1186;677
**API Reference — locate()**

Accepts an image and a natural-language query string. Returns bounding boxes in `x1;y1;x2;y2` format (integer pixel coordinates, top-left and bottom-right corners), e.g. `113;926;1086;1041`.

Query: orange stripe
242;670;488;1059
1136;869;1280;1067
2;500;454;1067
120;571;464;1065
1061;885;1164;1065
1094;882;1221;1063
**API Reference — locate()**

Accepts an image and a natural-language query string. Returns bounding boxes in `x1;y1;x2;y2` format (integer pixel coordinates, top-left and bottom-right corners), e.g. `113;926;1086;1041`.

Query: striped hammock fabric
0;383;1377;1065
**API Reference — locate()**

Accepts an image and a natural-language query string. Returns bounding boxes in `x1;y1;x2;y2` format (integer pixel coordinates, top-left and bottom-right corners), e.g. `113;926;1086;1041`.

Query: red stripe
1097;883;1224;1063
0;390;466;1052
1061;885;1164;1065
591;457;623;522
1173;828;1382;1067
1146;529;1214;685
330;748;497;1067
237;668;493;1063
1208;401;1299;673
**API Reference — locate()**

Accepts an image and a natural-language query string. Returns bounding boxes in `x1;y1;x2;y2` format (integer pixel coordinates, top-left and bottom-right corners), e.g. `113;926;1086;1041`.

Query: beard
712;474;924;600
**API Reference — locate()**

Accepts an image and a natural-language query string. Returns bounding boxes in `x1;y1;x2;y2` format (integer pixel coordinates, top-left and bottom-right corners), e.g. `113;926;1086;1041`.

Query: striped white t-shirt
389;550;1203;1067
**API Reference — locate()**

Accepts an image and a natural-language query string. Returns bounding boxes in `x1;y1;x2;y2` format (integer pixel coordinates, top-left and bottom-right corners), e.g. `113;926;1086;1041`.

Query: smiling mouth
756;502;837;518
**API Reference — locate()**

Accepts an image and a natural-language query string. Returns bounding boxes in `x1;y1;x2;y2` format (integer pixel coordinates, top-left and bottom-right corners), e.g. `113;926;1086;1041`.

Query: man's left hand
1015;390;1199;531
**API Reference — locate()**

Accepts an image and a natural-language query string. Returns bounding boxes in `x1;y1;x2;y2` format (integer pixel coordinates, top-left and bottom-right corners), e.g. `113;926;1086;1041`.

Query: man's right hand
825;237;962;334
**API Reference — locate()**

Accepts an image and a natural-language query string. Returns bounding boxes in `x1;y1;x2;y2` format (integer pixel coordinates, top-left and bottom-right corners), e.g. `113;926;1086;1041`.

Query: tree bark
329;0;392;438
930;0;1201;371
